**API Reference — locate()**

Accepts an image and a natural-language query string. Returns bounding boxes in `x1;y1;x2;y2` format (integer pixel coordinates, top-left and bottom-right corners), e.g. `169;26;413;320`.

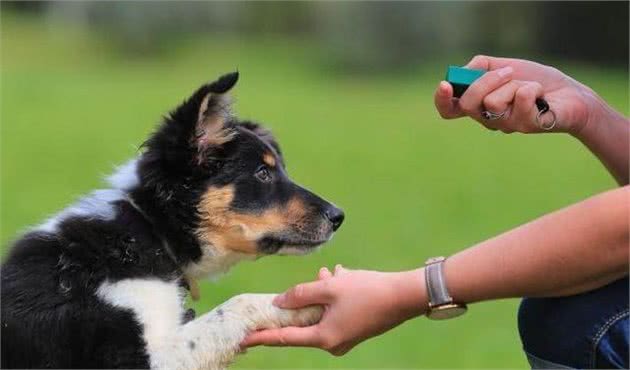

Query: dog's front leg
150;294;323;370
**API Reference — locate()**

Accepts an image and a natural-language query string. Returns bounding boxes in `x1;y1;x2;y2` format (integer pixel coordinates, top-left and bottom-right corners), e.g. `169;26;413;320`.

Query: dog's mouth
257;234;331;255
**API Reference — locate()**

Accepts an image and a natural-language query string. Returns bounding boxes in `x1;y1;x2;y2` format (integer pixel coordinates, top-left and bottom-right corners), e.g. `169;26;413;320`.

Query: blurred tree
312;2;477;72
3;1;627;70
538;1;628;65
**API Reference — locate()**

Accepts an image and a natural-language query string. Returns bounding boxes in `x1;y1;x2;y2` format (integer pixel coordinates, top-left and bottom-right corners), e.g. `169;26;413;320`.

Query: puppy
1;72;344;369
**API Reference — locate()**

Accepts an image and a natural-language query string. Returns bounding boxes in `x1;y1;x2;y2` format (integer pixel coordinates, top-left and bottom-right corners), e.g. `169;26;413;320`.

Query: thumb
274;280;333;309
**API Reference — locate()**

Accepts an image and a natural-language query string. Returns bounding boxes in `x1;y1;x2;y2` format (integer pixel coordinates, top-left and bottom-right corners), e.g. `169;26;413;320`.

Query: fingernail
497;66;513;78
273;294;285;306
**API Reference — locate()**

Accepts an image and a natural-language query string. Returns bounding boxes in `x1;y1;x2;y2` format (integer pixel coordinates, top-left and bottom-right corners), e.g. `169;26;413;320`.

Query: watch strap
425;257;453;307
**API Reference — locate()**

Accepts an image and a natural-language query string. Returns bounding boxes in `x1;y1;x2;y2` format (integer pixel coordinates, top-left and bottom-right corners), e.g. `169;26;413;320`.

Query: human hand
434;55;599;135
241;265;426;356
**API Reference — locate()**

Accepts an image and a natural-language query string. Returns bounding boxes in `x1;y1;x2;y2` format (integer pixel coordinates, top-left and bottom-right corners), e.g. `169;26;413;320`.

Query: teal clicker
445;66;486;98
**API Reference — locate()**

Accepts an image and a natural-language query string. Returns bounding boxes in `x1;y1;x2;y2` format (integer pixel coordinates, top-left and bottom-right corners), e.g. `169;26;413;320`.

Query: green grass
1;12;627;369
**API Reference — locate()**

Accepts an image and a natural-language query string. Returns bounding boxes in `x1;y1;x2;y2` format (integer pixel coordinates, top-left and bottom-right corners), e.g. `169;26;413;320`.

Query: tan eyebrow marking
263;153;276;167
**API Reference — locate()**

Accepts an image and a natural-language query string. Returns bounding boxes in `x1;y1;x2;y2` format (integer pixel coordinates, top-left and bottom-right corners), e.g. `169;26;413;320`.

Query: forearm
573;89;629;185
395;187;629;316
443;186;628;304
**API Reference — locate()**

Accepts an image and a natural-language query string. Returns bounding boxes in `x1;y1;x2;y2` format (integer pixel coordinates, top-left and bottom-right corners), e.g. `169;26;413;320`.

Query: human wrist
570;84;619;140
390;269;427;318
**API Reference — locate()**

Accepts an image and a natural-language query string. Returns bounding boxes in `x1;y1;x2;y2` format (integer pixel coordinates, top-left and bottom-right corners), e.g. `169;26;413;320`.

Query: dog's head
137;72;343;275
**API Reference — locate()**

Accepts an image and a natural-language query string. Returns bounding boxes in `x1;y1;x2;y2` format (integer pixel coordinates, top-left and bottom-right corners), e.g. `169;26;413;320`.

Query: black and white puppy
1;72;344;369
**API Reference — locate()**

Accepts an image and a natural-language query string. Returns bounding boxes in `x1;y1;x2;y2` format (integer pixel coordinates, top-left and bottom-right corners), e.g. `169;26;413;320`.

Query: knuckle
275;331;288;346
458;100;476;114
469;54;486;64
515;87;533;102
482;96;499;111
486;68;509;84
531;81;543;91
290;284;305;301
320;333;339;351
522;81;538;90
514;89;530;104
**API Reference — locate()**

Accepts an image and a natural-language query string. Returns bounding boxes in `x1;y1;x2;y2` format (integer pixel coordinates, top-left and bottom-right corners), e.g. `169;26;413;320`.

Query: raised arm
572;94;629;185
434;55;629;185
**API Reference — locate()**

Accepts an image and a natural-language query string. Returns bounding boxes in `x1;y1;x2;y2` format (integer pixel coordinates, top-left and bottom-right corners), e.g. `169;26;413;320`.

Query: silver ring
536;109;557;131
481;110;507;121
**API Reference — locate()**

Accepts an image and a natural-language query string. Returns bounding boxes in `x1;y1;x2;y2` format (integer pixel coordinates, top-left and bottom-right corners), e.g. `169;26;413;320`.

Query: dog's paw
219;293;323;330
269;299;323;329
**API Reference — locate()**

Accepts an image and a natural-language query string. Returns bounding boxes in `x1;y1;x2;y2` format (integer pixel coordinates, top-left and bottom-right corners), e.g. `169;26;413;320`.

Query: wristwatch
424;256;467;320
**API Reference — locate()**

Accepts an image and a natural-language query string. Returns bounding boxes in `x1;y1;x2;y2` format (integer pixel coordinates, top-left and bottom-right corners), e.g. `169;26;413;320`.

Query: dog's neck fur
183;244;255;280
110;158;252;281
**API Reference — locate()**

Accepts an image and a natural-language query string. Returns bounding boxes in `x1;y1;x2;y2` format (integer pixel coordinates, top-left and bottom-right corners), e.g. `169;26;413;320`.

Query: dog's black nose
324;206;345;231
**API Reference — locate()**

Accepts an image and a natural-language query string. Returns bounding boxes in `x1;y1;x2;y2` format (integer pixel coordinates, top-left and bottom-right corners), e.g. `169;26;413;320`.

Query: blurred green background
1;2;628;369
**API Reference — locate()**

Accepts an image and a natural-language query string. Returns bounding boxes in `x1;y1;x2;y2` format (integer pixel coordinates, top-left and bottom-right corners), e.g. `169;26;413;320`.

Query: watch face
427;304;467;320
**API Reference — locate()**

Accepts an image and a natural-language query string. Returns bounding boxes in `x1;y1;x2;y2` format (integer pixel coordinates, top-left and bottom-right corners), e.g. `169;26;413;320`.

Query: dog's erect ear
160;72;239;163
205;71;239;95
193;72;239;151
194;79;237;154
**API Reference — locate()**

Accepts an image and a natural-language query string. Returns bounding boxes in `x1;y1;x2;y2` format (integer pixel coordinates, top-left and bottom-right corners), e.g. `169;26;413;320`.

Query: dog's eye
255;166;272;183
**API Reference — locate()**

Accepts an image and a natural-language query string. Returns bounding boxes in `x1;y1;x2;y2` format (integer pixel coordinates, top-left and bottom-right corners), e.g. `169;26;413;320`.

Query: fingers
511;82;544;132
482;80;522;114
241;326;322;348
458;66;513;117
466;55;514;71
480;80;543;133
275;264;345;308
318;267;333;280
333;264;348;275
274;280;333;309
434;81;464;119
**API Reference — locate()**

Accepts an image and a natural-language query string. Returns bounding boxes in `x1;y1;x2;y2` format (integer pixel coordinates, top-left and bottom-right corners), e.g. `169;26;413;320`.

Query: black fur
1;73;344;369
2;204;168;368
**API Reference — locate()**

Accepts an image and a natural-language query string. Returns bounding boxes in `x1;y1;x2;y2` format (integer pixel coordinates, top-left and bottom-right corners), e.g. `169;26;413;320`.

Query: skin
242;55;630;356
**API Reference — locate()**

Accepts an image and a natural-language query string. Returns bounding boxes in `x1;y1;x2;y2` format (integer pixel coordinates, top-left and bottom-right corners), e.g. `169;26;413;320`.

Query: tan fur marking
263;153;276;167
196;187;307;254
185;276;201;301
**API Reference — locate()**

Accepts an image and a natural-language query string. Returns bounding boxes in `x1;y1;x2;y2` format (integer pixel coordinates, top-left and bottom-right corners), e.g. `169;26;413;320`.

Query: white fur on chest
96;279;186;354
